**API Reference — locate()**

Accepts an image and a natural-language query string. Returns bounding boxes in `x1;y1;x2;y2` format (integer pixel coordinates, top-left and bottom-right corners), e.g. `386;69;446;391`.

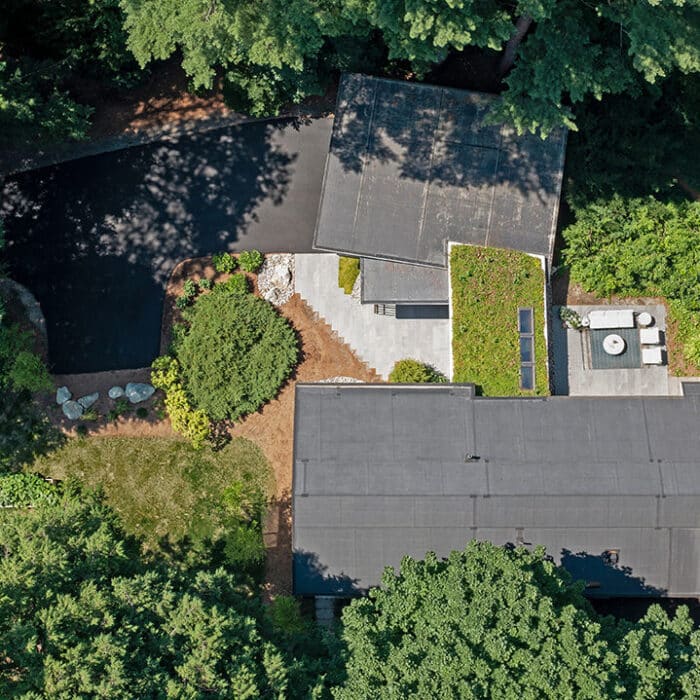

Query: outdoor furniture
637;311;653;327
640;327;661;345
603;333;626;355
587;309;635;330
642;346;664;365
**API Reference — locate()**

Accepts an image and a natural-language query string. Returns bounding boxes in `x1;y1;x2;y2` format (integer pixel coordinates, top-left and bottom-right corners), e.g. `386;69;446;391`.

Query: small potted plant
559;306;584;330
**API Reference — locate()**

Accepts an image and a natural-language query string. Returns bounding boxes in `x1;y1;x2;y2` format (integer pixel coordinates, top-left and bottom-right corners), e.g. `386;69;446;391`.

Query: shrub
75;424;88;437
8;350;52;392
80;408;98;421
220;273;249;295
151;356;210;448
338;256;360;294
176;286;298;421
389;358;446;383
174;295;189;310
182;279;198;299
198;278;212;291
0;472;59;508
223;522;266;569
212;251;237;274
136;406;148;419
239;250;264;273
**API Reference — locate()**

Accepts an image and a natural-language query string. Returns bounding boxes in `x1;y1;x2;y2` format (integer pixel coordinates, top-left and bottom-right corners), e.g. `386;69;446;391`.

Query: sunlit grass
31;436;273;552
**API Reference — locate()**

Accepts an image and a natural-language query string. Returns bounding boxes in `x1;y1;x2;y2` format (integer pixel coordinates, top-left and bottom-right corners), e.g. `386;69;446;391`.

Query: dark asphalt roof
293;384;700;597
313;74;567;267
361;258;449;304
1;118;331;373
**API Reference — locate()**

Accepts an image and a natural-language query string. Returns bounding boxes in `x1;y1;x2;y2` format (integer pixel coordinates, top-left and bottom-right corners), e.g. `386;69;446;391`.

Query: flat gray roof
361;258;449;304
313;74;567;267
293;384;700;597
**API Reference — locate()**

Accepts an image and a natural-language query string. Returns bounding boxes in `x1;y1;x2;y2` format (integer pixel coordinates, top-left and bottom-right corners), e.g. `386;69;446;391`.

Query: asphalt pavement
1;117;332;373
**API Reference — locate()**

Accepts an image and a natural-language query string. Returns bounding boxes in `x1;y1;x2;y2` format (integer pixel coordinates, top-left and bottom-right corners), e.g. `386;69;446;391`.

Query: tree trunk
498;14;533;77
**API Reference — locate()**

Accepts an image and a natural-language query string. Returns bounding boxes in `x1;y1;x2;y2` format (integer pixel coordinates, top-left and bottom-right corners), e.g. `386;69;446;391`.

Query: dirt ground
552;269;691;376
48;254;380;596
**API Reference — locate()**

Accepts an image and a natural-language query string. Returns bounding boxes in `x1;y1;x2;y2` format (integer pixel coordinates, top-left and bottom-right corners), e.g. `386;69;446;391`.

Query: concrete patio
551;304;678;396
294;254;451;379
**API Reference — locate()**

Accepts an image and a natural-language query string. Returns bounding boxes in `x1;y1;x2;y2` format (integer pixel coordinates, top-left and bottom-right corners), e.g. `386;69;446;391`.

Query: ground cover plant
173;282;298;422
338;256;360;295
562;196;700;372
389;358;446;383
31;436;273;568
451;245;548;395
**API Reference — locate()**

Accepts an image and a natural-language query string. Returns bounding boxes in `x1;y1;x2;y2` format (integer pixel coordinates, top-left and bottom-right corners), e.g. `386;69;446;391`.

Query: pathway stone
56;386;71;404
77;392;99;410
62;400;83;420
125;382;155;403
108;385;125;399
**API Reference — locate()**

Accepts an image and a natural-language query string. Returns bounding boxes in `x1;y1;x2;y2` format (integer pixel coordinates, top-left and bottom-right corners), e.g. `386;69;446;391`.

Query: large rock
108;385;125;399
77;392;99;410
56;386;71;405
125;382;155;404
257;254;295;306
62;400;84;420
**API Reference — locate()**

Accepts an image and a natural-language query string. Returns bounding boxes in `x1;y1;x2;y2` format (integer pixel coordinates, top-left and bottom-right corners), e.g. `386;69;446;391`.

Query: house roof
313;74;567;268
293;384;700;597
361;258;449;304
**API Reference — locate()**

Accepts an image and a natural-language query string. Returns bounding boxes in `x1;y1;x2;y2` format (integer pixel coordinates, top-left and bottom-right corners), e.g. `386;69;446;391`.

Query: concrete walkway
294;254;451;379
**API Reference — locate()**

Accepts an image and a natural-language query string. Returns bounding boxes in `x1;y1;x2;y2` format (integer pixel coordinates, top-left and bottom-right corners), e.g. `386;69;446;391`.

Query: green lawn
31;436;274;554
451;245;549;396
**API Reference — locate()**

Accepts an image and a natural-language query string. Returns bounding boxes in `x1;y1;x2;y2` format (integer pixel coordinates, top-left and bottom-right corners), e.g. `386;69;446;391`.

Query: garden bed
451;245;548;396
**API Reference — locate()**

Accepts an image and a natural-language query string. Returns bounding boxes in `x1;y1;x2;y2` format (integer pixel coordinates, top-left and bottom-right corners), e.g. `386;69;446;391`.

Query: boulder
62;400;84;420
125;382;155;404
269;263;292;288
108;385;125;399
56;386;71;405
77;392;99;410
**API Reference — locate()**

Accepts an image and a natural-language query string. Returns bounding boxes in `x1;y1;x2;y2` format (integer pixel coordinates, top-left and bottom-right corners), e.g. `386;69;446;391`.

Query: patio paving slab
294;254;451;379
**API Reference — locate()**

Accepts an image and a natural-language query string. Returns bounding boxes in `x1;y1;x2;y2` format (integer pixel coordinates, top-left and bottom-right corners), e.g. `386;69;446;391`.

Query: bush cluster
212;251;237;274
239;250;264;273
389;359;446;384
220;273;249;295
0;472;59;508
175;284;298;422
151;356;210;448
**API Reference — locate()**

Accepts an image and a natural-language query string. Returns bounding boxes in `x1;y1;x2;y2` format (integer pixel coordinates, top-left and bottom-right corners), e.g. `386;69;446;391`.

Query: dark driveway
1;117;332;373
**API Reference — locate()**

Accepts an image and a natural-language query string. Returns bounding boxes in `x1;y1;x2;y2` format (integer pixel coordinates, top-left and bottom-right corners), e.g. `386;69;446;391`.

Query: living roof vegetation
450;245;548;395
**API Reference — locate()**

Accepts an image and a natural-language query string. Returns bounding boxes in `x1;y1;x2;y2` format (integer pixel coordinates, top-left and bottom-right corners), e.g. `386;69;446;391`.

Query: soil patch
163;255;381;596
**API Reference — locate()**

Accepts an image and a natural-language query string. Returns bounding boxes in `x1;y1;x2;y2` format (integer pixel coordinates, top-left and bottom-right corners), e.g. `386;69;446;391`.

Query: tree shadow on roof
293;549;362;597
560;548;666;598
328;73;566;201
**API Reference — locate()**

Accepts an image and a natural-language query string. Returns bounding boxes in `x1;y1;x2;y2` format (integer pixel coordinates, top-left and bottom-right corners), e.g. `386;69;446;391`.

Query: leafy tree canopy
0;486;337;698
494;0;700;136
334;541;700;699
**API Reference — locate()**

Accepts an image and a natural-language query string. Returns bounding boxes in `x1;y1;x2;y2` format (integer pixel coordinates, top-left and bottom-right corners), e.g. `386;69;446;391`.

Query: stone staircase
292;293;382;380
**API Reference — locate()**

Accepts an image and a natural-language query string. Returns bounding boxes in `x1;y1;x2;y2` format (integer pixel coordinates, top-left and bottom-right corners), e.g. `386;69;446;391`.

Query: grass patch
338;256;360;294
451;245;548;396
31;437;274;557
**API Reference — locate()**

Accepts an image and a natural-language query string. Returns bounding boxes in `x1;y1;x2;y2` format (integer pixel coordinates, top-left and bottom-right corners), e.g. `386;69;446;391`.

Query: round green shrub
389;358;446;384
239;250;264;273
176;286;298;421
136;406;148;419
198;278;212;291
182;279;197;299
212;251;237;274
221;273;249;295
174;295;189;311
